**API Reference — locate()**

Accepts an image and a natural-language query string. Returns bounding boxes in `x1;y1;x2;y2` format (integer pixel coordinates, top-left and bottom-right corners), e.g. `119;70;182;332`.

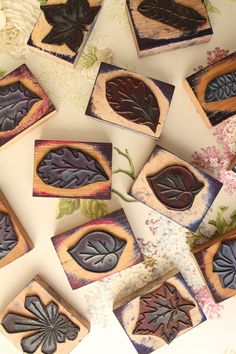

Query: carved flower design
2;296;79;354
213;239;236;290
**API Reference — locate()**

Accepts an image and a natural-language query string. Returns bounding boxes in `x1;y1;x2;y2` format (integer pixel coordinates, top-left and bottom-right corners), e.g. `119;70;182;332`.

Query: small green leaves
204;0;220;14
80;199;108;220
57;198;80;219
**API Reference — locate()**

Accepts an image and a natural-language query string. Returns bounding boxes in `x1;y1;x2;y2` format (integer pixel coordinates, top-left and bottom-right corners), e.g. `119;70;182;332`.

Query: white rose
0;0;40;58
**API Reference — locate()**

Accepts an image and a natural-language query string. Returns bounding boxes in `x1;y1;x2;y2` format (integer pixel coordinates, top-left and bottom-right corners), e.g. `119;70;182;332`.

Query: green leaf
208;220;217;227
56;198;80;219
218;205;229;213
80;199;108;220
230;210;236;220
204;0;220;14
39;0;47;4
0;70;6;78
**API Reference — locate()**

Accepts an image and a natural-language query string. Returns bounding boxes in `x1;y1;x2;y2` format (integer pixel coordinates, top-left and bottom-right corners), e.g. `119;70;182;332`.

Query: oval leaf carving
37;147;109;189
0;81;41;132
106;76;160;133
138;0;206;32
205;71;236;102
0;213;18;260
147;165;204;210
68;230;127;272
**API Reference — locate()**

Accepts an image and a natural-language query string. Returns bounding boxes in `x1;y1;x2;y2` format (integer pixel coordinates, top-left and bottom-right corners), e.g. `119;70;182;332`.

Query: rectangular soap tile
184;51;236;128
86;62;175;139
0;64;56;149
0;190;33;269
113;270;206;354
51;209;144;289
0;275;90;354
193;229;236;303
126;0;213;57
33;140;112;199
28;0;103;67
130;145;222;231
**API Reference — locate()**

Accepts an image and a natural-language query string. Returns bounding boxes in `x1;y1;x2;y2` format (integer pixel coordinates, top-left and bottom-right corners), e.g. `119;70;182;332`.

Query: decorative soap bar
193;229;236;303
51;209;144;289
113;270;206;354
228;155;236;173
33;140;112;199
0;275;90;354
0;64;56;149
130;145;222;231
86;62;175;139
126;0;213;57
0;190;33;269
184;51;236;128
28;0;102;67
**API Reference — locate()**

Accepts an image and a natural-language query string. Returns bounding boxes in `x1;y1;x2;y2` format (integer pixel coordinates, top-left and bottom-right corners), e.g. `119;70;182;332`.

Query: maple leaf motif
41;0;101;52
133;282;195;344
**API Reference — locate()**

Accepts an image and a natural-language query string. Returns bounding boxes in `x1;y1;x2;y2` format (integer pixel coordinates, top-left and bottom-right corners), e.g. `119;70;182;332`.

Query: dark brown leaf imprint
0;213;18;260
205;71;236;102
0;81;41;132
106;76;160;133
68;231;126;272
147;165;204;210
37;147;109;189
2;296;79;354
133;282;195;344
138;0;206;32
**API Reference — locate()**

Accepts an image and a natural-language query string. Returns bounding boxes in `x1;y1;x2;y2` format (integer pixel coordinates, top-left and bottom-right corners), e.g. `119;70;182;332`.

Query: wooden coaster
193;229;236;303
51;209;144;289
0;275;90;354
184;51;236;128
0;64;56;149
130;145;222;231
86;62;175;139
0;190;33;269
113;270;206;354
28;0;103;67
33;140;112;199
126;0;213;57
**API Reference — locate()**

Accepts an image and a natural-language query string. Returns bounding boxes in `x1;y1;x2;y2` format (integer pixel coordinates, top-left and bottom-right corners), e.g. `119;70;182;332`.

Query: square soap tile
130;145;222;231
0;64;56;149
193;229;236;303
33;140;112;199
0;275;90;353
51;209;144;289
86;62;175;139
28;0;103;67
184;51;236;128
114;270;206;354
126;0;213;57
0;190;33;269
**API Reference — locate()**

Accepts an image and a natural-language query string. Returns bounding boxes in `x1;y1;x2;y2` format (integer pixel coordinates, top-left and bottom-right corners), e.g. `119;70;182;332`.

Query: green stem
112;188;137;203
112;168;135;180
113;147;136;179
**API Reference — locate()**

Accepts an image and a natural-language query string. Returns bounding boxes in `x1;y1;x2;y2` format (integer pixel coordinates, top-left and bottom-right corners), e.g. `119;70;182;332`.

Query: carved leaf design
0;81;41;132
138;0;206;32
0;213;18;260
133;282;195;344
2;296;79;354
41;0;101;52
68;231;127;272
213;239;236;290
37;147;109;189
205;71;236;102
106;76;160;133
147;165;204;210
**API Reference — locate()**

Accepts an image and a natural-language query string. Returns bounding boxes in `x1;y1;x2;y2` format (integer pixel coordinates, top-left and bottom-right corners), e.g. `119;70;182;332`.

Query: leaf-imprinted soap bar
33;140;112;199
52;209;144;289
0;64;56;149
28;0;103;67
184;51;236;127
130;145;222;231
126;0;213;57
86;62;175;139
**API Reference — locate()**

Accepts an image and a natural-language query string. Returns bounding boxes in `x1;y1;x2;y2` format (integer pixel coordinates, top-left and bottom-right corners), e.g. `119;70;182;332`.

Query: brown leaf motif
106;76;160;133
133;282;195;344
147;165;204;211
